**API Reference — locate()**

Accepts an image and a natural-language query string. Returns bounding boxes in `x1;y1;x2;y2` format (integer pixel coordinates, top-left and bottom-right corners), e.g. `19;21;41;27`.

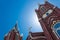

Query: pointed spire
15;21;18;30
13;21;18;32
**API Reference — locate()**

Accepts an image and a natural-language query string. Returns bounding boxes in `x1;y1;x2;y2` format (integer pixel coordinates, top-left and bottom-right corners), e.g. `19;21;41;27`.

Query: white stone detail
16;33;19;35
42;9;53;18
47;9;53;14
52;30;59;39
53;6;56;9
42;14;47;18
13;27;17;32
29;33;46;40
38;18;42;21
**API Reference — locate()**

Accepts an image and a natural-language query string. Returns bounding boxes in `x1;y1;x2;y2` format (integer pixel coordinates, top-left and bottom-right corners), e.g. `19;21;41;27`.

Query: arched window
53;21;60;38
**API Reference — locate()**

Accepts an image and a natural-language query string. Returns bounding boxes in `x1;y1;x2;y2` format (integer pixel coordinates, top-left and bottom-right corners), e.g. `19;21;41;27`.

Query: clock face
53;21;60;38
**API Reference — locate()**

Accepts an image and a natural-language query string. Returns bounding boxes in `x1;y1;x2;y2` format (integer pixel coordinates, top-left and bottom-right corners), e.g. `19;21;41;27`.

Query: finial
44;0;47;2
28;27;32;33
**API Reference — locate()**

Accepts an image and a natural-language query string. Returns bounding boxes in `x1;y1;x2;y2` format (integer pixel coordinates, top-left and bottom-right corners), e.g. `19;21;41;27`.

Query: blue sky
0;0;60;40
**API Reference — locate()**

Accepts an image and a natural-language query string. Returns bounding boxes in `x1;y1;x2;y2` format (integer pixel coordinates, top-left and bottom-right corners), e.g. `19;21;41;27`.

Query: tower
4;22;22;40
35;1;60;40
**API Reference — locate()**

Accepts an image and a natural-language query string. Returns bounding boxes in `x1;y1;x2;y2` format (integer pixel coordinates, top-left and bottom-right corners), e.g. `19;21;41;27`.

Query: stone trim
29;33;46;40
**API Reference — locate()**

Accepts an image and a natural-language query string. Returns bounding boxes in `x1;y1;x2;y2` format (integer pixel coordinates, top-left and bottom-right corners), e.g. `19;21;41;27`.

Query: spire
13;21;18;32
15;21;18;30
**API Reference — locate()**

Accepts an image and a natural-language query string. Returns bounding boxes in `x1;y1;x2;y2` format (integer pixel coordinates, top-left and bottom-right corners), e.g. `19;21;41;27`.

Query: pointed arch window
53;21;60;38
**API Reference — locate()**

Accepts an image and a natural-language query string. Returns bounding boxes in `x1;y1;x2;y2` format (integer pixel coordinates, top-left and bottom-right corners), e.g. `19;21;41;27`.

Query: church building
4;23;22;40
27;1;60;40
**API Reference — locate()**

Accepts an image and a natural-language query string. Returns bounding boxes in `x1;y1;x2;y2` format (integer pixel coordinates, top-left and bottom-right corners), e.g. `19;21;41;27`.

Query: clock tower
35;1;60;40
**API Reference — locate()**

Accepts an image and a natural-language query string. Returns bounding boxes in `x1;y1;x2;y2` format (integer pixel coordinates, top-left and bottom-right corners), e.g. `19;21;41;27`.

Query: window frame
53;21;60;38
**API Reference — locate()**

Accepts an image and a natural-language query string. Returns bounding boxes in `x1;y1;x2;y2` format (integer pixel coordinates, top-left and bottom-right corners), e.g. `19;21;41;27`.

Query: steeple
4;21;22;40
13;21;18;32
35;0;60;40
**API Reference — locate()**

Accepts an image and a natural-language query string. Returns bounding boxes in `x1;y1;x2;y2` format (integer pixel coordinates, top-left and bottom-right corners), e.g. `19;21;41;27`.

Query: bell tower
35;1;60;40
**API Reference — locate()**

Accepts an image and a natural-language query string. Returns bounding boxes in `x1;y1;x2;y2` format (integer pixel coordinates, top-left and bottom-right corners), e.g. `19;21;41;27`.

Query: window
40;6;45;11
53;22;60;38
